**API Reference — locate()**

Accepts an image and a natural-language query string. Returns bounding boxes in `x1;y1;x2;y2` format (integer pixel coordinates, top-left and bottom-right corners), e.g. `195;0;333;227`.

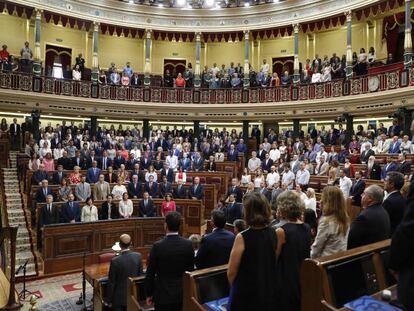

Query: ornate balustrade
0;65;411;105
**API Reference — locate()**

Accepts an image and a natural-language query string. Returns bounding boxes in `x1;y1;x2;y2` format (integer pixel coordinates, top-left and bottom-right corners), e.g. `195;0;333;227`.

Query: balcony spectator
175;72;185;87
72;64;81;81
0;45;9;70
231;73;241;88
311;54;322;73
130;72;140;87
321;63;332;82
184;63;193;88
75;53;85;75
20;41;33;69
269;72;280;87
209;72;219;89
357;48;368;76
121;72;130;86
220;72;231;88
99;69;107;84
110;70;120;85
368;47;376;65
123;61;133;78
281;70;290;85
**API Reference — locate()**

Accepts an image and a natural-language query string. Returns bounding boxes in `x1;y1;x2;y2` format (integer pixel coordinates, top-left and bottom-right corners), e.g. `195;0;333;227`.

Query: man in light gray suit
315;156;329;176
75;175;91;202
94;174;111;201
290;154;301;174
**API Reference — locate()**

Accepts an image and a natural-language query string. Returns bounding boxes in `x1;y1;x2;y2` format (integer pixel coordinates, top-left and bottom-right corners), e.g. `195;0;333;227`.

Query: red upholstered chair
98;253;115;264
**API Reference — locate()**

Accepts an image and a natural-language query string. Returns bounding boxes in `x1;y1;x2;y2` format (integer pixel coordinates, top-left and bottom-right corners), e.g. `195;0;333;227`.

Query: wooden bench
301;239;393;311
127;276;153;311
37;198;205;236
183;265;229;311
30;182;218;219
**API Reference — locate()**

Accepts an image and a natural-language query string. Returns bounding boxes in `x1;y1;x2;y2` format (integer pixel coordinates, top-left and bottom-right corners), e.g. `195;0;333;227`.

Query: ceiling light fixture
244;2;250;6
158;3;164;7
176;0;186;7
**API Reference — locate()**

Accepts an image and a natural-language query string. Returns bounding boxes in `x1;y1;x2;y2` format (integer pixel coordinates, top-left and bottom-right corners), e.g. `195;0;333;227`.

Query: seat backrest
98;252;115;264
196;270;229;304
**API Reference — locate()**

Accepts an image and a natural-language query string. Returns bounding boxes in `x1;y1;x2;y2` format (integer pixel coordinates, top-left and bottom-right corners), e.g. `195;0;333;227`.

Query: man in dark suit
57;150;72;170
106;234;142;311
196;210;235;269
192;153;205;172
138;192;156;217
348;185;391;249
381;156;398;180
85;150;97;169
262;153;273;173
256;181;271;202
100;194;119;220
140;155;151;170
105;166;118;184
161;164;174;183
251;125;261;146
131;163;145;183
383;171;406;234
113;151;126;170
188;177;204;200
51;165;66;185
145;175;159;198
173;179;187;199
86;160;101;184
127;175;142;199
38;195;60;228
227;144;238;162
365;156;382;180
35;179;54;203
32;164;49;185
145;212;194;311
60;193;81;223
125;155;137;171
71;150;86;170
350;171;365;207
226;178;243;203
9;118;20;150
225;194;243;224
397;153;411;176
99;150;112;171
257;144;267;161
359;143;375;164
159;175;173;198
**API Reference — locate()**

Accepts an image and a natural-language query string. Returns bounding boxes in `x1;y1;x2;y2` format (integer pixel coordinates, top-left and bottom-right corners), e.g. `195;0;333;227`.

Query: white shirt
166;155;178;170
339;176;352;199
130;148;141;160
311;73;322;83
145;172;158;182
119;199;134;218
282;171;295;189
269;149;281;162
304;198;317;212
316;151;328;164
248;158;261;172
39;147;51;158
261;63;270;74
111;185;127;200
53;148;64;159
73;70;81;81
296;169;310;186
266;171;280;188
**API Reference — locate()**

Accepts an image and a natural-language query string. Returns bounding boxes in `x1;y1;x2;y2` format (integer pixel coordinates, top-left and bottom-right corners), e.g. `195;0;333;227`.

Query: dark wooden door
272;56;294;76
163;59;186;77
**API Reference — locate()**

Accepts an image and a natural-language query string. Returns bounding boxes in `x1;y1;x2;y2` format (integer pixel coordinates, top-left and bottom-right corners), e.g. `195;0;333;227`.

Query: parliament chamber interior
1;0;414;310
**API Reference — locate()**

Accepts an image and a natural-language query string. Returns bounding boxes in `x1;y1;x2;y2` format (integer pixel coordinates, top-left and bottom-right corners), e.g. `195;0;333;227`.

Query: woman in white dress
304;188;317;213
253;169;265;189
119;192;134;218
81;197;98;222
240;168;251;187
112;179;127;200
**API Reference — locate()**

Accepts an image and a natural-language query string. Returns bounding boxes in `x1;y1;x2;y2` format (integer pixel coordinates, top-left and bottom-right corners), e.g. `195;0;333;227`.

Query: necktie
48;204;51;213
103;158;106;170
70;202;74;214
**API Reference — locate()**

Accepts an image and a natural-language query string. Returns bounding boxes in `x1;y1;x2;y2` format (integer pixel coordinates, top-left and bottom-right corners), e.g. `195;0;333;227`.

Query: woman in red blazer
161;193;176;217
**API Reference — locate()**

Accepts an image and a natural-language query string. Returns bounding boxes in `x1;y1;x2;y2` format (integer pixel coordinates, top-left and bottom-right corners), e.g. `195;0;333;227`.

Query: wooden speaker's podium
301;239;394;311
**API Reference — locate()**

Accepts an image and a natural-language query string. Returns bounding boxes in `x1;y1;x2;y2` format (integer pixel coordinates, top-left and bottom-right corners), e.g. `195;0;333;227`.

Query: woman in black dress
227;192;278;311
275;190;312;311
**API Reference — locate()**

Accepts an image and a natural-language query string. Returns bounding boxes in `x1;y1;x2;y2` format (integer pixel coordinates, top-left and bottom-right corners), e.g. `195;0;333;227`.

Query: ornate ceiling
9;0;380;31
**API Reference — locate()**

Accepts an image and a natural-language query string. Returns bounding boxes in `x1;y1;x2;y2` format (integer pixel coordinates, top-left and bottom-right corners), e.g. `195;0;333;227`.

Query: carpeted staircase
2;151;37;277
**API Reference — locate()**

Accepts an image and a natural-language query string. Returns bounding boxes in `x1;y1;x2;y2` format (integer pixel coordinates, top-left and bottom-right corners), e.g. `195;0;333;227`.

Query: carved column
91;22;100;83
194;32;201;88
404;0;413;68
33;9;42;76
293;24;300;84
144;29;152;87
345;11;353;79
243;30;250;88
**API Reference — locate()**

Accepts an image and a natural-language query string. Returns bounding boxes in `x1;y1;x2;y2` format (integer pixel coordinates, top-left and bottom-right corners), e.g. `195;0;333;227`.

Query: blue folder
205;297;229;311
344;295;403;311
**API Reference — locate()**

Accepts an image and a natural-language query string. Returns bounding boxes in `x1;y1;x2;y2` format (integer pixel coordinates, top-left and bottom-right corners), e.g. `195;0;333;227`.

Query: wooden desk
85;262;110;285
42;217;165;274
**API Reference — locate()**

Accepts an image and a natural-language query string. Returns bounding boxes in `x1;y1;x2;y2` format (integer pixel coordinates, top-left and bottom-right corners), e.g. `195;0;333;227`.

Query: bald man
106;234;142;310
